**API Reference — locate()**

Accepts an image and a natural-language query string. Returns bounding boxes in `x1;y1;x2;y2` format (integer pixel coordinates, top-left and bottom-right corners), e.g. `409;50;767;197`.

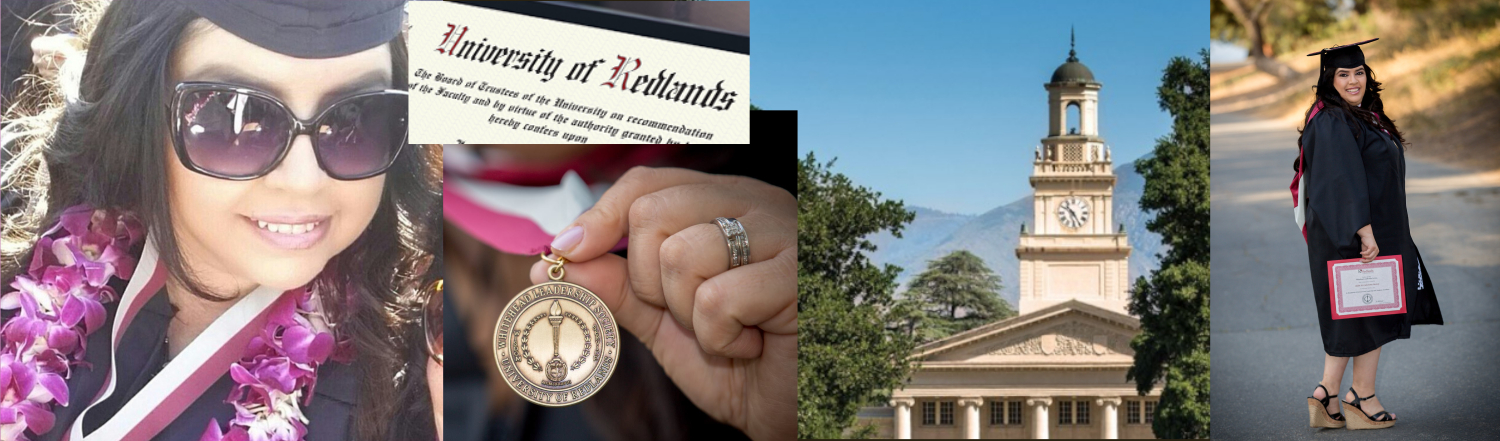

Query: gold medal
493;253;619;406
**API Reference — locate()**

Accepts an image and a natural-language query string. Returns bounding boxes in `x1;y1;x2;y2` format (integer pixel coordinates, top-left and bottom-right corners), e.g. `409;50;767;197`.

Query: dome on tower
1050;60;1096;84
1050;28;1099;85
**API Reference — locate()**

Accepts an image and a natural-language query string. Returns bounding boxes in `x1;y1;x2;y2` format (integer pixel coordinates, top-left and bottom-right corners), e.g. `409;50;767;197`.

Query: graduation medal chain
494;253;620;406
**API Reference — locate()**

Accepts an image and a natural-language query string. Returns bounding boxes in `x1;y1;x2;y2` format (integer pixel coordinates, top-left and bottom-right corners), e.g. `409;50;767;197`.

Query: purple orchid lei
0;206;142;440
0;205;348;441
200;286;352;441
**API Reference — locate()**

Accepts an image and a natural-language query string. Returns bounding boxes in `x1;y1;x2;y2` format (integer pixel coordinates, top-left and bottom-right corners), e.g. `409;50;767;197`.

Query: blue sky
757;0;1209;214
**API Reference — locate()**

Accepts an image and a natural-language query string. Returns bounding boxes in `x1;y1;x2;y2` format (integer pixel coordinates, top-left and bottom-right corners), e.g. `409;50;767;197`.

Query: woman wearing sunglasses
0;0;437;440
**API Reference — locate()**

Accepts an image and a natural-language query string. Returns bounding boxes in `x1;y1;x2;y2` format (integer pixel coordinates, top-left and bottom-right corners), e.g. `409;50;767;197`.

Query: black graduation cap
1306;38;1378;72
173;0;406;59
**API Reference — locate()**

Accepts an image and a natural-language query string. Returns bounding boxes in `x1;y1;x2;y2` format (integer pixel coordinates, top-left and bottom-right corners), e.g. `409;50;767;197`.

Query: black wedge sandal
1342;387;1396;430
1307;384;1345;428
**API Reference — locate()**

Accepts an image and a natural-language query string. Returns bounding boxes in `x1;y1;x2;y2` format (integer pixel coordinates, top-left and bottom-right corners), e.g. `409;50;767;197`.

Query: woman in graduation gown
1294;38;1443;431
0;0;438;439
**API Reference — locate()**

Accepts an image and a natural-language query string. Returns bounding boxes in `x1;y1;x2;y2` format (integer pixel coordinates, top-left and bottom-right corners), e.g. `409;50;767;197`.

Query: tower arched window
1066;102;1081;135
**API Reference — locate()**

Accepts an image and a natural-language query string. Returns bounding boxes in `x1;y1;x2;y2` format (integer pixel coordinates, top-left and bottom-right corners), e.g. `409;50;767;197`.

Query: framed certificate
1327;255;1406;320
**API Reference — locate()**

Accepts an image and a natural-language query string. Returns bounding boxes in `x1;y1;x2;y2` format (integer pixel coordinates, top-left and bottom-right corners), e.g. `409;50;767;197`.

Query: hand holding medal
523;167;797;441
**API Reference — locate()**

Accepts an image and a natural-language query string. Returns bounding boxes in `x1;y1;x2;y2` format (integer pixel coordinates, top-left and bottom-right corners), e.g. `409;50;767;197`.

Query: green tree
751;103;763;111
1127;49;1211;440
1212;0;1336;79
798;153;919;439
903;250;1013;341
887;294;941;344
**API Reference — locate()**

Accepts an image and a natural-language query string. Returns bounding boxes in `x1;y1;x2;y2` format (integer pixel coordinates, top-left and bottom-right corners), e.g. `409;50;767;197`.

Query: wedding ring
714;217;750;269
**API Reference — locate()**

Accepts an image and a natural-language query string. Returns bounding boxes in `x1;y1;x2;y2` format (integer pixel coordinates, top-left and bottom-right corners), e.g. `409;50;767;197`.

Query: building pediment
916;300;1139;366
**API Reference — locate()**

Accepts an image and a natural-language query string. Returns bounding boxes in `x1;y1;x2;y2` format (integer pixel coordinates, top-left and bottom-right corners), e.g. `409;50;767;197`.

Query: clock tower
1016;29;1132;316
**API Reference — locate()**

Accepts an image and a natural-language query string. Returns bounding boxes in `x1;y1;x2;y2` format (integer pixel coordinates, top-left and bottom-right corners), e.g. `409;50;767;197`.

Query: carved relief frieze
975;320;1131;357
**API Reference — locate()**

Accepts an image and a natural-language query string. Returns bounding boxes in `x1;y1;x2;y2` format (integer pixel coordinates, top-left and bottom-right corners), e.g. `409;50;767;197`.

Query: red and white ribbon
64;234;288;441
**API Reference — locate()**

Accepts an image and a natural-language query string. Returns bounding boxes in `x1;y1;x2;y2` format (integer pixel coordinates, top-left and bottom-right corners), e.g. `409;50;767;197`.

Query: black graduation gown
28;288;365;440
1301;106;1444;357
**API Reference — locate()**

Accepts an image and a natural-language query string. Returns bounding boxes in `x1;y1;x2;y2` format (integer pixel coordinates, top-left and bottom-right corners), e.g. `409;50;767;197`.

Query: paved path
1210;110;1500;440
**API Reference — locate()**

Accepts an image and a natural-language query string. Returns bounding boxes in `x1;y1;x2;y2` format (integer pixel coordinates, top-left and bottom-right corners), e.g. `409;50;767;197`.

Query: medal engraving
495;279;618;406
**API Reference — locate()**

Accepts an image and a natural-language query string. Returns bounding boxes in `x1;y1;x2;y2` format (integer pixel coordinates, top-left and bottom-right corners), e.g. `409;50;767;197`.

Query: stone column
958;397;983;439
1026;397;1053;439
891;397;914;439
1095;397;1121;439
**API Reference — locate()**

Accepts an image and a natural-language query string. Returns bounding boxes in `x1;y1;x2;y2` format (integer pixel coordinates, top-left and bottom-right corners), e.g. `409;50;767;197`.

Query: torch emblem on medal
545;300;570;385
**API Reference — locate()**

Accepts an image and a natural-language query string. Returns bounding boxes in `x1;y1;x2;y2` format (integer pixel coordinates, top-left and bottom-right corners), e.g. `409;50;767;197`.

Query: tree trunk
1221;0;1273;58
1221;0;1299;79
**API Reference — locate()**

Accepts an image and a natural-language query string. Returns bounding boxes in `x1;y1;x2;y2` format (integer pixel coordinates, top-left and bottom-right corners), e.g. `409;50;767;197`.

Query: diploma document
408;1;750;144
1327;255;1406;320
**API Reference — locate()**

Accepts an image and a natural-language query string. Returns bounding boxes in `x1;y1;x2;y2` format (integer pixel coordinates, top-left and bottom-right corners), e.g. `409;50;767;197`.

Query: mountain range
865;157;1166;310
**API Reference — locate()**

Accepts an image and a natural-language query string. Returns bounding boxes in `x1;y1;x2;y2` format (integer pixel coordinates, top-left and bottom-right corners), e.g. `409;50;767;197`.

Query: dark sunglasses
423;279;443;366
169;82;408;181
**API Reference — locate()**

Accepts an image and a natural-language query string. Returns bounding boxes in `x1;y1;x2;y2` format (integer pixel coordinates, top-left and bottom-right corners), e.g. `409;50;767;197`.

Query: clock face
1057;197;1090;229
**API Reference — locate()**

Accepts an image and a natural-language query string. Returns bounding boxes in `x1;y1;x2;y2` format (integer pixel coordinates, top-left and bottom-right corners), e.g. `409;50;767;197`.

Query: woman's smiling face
167;19;391;294
1333;65;1366;107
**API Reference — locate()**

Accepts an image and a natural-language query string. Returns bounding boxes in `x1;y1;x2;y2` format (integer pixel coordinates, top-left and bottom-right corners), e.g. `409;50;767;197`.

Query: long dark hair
1297;63;1406;147
0;0;437;438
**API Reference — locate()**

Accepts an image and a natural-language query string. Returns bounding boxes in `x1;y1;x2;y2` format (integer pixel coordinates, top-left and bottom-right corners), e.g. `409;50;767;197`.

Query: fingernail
550;226;584;253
